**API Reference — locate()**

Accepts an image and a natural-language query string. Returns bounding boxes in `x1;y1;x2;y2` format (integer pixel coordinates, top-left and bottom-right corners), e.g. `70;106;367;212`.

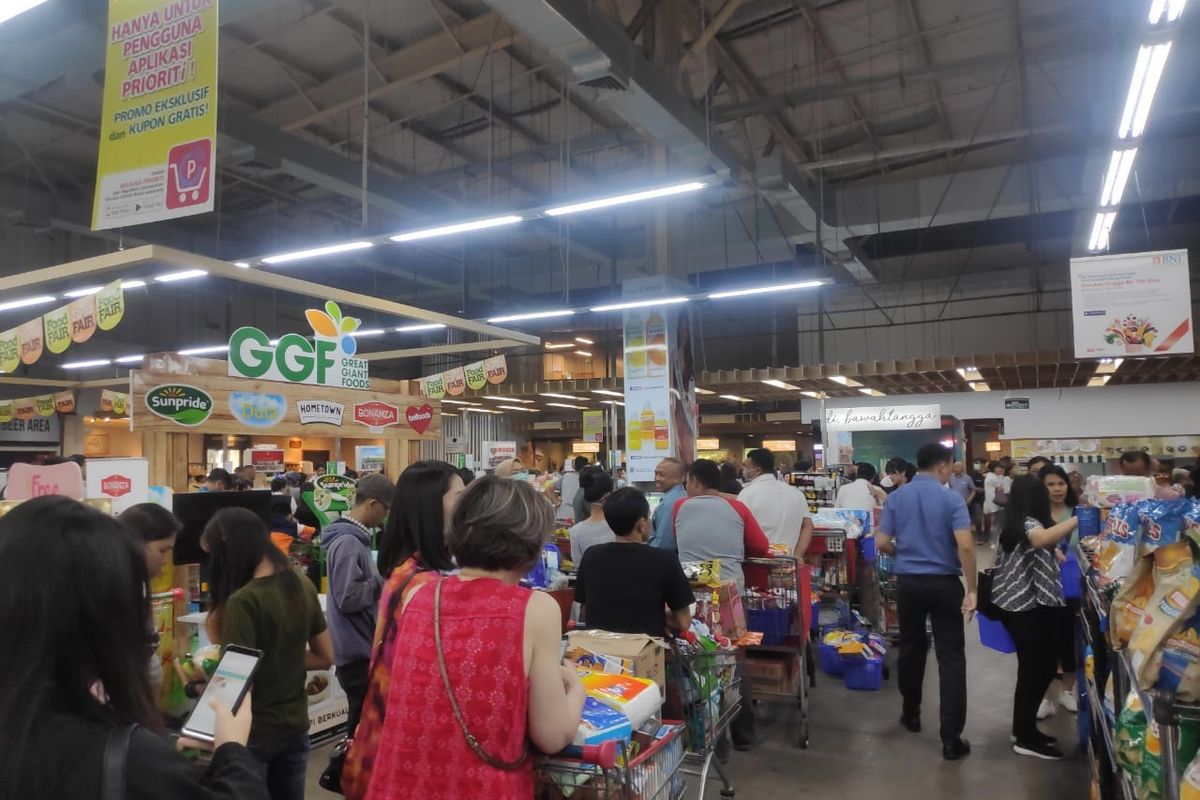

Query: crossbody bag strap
433;576;528;771
373;568;426;661
102;724;137;800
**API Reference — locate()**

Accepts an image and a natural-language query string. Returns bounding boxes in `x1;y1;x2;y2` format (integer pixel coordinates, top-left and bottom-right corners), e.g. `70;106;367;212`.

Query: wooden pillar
144;430;190;491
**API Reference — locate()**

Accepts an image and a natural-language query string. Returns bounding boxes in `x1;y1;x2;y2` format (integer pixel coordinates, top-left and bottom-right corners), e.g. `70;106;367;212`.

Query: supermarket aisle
304;616;1087;799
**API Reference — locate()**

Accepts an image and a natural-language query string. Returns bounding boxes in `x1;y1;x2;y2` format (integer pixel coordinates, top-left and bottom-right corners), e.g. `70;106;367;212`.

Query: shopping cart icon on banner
166;139;212;209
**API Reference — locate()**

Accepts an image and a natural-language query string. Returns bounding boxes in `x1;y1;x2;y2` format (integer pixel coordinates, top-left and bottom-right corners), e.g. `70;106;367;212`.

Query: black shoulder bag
102;725;137;800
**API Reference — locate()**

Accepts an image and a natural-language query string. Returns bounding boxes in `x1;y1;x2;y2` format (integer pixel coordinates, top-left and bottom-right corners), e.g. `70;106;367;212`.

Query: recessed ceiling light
801;391;825;399
1088;375;1112;387
956;366;983;382
859;388;887;397
828;376;862;388
762;379;800;390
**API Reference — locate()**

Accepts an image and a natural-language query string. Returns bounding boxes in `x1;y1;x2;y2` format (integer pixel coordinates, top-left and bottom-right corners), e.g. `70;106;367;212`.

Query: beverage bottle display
639;405;655;450
646;312;666;376
654;413;669;450
625;314;646;377
627;420;642;450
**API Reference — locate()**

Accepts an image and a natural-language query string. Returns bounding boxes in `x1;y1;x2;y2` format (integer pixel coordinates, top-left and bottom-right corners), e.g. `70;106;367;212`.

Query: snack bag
1185;500;1200;552
1089;475;1156;508
1151;607;1200;699
1099;504;1146;582
1183;749;1200;800
1128;542;1200;676
1140;499;1191;557
1116;692;1148;778
1140;719;1200;800
1112;558;1158;649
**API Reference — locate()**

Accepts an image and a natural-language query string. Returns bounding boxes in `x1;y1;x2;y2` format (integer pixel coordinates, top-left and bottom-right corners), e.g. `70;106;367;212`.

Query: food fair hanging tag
43;305;71;355
422;373;446;400
444;367;466;396
0;401;12;423
96;280;126;330
54;391;77;414
483;355;508;385
34;395;56;417
0;328;17;373
18;318;43;365
14;398;36;420
69;295;98;343
464;360;486;391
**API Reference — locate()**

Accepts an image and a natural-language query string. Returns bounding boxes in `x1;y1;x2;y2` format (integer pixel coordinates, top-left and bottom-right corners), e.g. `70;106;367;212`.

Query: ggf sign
228;301;369;389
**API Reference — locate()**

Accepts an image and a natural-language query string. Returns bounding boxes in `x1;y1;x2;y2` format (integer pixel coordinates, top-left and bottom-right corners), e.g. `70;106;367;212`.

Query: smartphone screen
182;647;260;741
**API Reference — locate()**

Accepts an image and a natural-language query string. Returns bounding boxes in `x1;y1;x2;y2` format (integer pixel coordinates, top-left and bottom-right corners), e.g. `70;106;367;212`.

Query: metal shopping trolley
742;556;812;749
666;640;740;798
534;722;687;800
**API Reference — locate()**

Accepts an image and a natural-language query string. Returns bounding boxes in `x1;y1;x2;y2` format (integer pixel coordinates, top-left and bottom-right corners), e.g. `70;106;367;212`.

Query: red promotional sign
101;475;132;497
406;404;434;434
353;401;400;428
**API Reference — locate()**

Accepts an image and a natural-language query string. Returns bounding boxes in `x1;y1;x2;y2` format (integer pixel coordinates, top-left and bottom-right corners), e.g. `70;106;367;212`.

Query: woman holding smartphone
0;496;267;800
203;508;334;800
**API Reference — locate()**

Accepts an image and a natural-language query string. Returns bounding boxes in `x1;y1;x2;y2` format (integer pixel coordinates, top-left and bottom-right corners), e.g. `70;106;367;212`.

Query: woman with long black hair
0;496;266;800
992;475;1078;761
342;460;465;799
1038;465;1081;720
202;508;334;800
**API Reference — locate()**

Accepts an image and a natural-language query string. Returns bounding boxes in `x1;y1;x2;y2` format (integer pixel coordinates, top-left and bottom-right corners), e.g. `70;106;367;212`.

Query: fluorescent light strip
154;269;206;283
261;241;373;265
544;343;574;350
391;215;523;242
482;396;533;404
762;379;800;390
61;359;111;369
1119;43;1172;139
541;393;587;401
63;286;103;298
486;309;575;323
0;294;56;312
113;354;145;364
1096;357;1125;374
1089;211;1118;252
801;391;825;399
498;405;541;412
575;337;594;345
1148;0;1186;23
592;390;624;397
545;181;706;217
177;344;229;355
120;280;146;289
1088;375;1112;387
589;296;689;313
574;350;592;357
440;399;479;406
828;376;862;387
859;388;887;397
1104;148;1138;207
233;261;250;269
349;328;386;337
600;400;625;406
546;402;588;409
708;280;826;300
720;394;752;403
695;388;715;395
0;0;51;25
464;407;503;414
395;323;446;332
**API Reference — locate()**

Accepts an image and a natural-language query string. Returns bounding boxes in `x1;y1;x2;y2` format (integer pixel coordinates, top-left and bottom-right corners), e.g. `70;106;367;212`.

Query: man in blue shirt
649;457;686;550
877;443;977;762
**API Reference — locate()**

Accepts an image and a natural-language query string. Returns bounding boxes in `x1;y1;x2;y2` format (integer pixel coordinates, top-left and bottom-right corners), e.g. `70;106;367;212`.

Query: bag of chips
1183;748;1200;800
1140;499;1192;557
1151;607;1200;699
1116;691;1148;777
1184;500;1200;552
1113;557;1158;649
1099;503;1147;582
1128;542;1200;677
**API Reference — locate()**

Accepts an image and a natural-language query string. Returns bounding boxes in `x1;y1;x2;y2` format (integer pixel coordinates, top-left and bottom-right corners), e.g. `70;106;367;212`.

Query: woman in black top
0;496;266;800
719;461;743;495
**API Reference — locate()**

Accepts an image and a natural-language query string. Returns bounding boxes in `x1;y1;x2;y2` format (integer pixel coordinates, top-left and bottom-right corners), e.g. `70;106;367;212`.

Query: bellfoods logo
227;301;370;389
145;384;213;426
229;392;286;428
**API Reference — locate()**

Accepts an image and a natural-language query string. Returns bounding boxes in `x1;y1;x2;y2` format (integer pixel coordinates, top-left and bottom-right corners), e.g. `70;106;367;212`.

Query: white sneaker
1037;699;1057;720
1059;691;1078;713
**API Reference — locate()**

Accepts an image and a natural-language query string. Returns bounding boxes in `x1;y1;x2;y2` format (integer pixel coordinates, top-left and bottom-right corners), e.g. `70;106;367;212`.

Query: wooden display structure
129;352;439;489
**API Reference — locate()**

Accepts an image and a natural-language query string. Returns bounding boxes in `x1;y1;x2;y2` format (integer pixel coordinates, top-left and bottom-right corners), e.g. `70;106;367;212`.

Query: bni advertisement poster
1069;249;1193;359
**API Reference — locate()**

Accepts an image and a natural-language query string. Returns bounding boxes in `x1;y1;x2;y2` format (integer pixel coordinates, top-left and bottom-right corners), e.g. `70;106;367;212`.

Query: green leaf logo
145;384;214;427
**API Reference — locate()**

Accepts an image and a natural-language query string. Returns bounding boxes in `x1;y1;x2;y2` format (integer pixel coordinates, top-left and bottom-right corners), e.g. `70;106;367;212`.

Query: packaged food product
1183;749;1200;800
1141;719;1200;800
1152;607;1200;699
1116;692;1148;777
1185;500;1200;551
1139;500;1192;557
1099;503;1147;582
578;670;663;730
1088;475;1156;508
572;696;633;747
1128;542;1200;676
1112;558;1157;649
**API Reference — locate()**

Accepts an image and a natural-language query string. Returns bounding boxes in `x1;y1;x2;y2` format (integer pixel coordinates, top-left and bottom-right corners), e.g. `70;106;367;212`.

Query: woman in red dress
365;476;585;800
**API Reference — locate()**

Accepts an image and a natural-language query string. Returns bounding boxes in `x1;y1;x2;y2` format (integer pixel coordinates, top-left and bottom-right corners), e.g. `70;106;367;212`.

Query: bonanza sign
93;0;219;229
228;301;369;389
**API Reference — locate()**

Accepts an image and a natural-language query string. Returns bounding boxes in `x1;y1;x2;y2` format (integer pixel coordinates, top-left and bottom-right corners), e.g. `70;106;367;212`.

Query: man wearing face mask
876;443;976;762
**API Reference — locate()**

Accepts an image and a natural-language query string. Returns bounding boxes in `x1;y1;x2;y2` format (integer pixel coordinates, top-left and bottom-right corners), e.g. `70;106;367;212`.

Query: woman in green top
203;508;334;800
1039;465;1080;721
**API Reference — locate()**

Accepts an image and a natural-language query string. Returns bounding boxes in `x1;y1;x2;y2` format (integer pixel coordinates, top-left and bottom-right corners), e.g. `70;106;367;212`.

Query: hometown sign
228;301;369;389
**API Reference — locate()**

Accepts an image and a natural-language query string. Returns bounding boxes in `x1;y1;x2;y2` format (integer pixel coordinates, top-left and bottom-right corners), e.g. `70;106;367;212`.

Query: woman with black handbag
0;496;268;800
991;476;1079;762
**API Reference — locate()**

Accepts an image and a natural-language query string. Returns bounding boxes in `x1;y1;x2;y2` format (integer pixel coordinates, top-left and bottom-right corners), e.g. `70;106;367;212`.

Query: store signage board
249;448;285;473
93;0;218;229
405;404;433;435
1069;249;1193;358
145;384;214;426
1004;398;1031;410
6;462;84;501
87;457;150;514
297;400;344;426
582;410;604;443
0;415;61;444
228;302;369;389
229;392;286;428
824;405;941;431
482;441;517;470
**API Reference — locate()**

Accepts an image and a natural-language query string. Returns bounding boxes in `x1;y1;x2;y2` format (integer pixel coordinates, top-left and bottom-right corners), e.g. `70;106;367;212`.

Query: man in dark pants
876;443;977;761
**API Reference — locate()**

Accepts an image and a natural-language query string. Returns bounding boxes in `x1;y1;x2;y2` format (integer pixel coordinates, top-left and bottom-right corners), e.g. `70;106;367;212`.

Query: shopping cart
534;722;687;800
666;640;740;798
742;556;812;749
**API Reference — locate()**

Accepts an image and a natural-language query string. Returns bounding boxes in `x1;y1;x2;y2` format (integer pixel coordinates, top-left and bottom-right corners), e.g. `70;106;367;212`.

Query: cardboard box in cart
566;630;669;692
745;653;799;694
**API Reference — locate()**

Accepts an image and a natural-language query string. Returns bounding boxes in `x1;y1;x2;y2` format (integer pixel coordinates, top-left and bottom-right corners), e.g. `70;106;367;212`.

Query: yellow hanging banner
0;327;19;373
0;401;11;424
96;280;126;330
34;395;56;417
92;0;219;230
43;305;72;355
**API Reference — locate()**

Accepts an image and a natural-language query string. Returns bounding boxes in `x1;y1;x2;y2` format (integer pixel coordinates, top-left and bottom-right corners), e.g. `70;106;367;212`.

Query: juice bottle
627;420;642;450
625;314;645;378
639;405;654;450
645;312;666;376
654;412;669;449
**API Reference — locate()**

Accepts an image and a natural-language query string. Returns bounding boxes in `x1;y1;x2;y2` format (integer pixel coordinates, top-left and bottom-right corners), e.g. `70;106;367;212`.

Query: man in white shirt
836;462;886;510
739;448;813;557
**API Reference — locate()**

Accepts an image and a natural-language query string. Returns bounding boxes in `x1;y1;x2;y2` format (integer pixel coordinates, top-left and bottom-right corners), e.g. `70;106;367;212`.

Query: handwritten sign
824;404;942;431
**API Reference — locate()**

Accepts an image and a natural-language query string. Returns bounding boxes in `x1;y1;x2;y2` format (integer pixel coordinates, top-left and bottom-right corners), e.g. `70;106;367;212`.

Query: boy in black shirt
575;487;694;637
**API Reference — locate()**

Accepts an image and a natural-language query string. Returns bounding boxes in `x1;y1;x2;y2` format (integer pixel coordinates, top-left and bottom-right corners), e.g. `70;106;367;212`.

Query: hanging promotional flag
14;398;35;420
444;367;466;396
484;355;508;385
18;318;43;365
100;390;115;413
101;389;130;415
582;410;604;443
43;305;71;354
422;373;446;400
34;395;55;417
465;360;487;391
92;0;219;230
54;391;77;414
112;391;129;416
0;401;11;423
96;280;126;330
69;294;98;343
0;327;17;373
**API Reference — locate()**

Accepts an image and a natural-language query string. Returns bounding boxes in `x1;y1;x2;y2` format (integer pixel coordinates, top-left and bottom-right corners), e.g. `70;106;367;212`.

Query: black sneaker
900;714;921;733
943;739;971;761
1010;733;1058;745
1013;739;1064;761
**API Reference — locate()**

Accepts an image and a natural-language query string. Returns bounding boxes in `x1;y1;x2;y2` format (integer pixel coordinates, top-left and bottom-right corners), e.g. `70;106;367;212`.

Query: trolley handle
577;740;619;770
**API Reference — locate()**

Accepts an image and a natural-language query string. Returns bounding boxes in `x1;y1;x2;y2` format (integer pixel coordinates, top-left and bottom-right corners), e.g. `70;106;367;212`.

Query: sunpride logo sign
227;301;370;389
145;384;213;426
